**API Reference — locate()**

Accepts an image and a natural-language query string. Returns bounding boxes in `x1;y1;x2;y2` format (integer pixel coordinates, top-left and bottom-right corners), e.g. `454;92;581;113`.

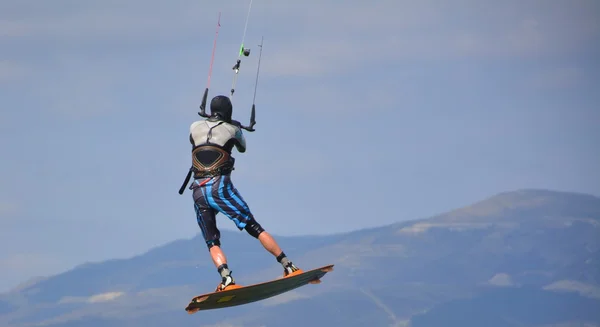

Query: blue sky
1;0;599;292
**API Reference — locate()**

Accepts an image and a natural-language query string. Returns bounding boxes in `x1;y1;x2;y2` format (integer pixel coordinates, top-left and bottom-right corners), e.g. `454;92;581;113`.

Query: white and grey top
188;119;246;177
190;119;246;152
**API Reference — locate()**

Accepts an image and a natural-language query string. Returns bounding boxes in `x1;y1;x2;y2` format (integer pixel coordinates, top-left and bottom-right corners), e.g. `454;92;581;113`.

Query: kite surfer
185;95;301;291
177;1;302;292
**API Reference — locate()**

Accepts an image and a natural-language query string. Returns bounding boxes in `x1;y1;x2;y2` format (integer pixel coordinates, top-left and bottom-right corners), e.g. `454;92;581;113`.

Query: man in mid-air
187;95;301;291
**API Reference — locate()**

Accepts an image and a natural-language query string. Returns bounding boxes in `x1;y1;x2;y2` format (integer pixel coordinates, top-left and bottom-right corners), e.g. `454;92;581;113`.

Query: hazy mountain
1;189;599;327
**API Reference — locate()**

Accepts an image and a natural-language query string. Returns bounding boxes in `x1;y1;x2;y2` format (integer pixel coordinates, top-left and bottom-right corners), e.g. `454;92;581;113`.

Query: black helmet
209;95;233;122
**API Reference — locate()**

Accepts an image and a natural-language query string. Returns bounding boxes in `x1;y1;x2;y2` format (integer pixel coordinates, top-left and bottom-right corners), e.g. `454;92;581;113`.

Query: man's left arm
234;127;246;153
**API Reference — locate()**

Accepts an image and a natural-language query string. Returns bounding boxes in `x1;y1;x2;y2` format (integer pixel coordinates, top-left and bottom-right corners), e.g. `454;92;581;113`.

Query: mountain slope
1;189;599;327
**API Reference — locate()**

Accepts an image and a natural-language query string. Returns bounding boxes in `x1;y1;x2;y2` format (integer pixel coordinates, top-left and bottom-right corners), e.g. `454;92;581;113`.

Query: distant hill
1;189;599;327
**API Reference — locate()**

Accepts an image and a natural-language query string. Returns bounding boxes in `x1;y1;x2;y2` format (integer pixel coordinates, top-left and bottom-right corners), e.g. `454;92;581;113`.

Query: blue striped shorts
190;174;254;245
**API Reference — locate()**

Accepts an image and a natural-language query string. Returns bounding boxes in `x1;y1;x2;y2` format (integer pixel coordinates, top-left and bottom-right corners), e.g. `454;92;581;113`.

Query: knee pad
206;239;221;250
244;220;264;239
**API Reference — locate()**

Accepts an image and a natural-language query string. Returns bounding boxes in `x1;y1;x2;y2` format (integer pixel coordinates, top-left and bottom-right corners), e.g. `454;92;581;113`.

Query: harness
178;120;235;194
191;145;235;178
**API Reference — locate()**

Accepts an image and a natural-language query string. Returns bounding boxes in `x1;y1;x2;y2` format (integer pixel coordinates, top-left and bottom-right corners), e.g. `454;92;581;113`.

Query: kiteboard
185;264;334;313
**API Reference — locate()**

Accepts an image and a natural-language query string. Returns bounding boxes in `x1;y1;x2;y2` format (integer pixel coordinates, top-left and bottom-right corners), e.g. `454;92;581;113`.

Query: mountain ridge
4;188;598;295
1;188;599;327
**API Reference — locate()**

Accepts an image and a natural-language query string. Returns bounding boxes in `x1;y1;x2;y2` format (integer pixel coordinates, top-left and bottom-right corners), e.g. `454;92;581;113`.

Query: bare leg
207;232;283;266
209;245;227;268
209;245;234;289
256;231;300;275
257;231;283;257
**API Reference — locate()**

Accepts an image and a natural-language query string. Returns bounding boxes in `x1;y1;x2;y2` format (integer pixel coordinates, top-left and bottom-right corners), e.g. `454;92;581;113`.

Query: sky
1;0;599;292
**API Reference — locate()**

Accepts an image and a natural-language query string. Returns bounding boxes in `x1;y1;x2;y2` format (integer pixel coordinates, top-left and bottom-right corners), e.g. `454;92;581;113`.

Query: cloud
543;280;600;299
488;273;514;287
397;222;517;234
59;291;125;304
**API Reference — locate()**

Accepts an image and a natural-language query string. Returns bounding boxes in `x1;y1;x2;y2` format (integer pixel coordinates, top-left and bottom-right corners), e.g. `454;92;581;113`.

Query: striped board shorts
190;174;254;246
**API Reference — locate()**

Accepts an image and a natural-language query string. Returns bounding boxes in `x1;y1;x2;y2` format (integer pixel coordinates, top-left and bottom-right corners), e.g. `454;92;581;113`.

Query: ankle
217;264;231;278
276;251;290;267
